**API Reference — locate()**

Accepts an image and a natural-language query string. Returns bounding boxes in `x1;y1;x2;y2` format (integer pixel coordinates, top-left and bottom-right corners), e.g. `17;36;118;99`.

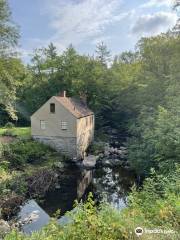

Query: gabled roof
54;96;94;118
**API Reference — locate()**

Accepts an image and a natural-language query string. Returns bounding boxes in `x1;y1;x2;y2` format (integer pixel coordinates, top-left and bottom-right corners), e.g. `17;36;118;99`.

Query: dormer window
50;103;55;113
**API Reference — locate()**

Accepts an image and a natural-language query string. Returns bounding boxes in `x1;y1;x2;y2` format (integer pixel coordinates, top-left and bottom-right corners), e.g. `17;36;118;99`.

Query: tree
0;0;19;56
95;42;111;66
0;0;23;121
44;42;57;60
172;0;180;34
127;35;180;175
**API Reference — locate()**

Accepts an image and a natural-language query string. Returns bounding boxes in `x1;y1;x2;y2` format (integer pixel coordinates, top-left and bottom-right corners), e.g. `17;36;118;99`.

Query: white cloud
44;0;125;47
131;11;177;36
140;0;173;9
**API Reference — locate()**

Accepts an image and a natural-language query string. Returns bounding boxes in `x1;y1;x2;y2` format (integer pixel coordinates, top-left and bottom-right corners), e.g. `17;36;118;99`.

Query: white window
40;120;46;130
61;121;67;130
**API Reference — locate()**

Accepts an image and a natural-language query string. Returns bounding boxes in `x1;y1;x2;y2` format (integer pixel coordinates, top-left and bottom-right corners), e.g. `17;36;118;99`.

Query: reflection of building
31;91;94;159
40;165;93;216
77;170;93;199
19;167;93;234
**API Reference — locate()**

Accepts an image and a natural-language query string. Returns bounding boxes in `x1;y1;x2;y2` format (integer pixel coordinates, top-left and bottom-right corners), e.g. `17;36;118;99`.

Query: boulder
82;155;97;169
104;150;110;157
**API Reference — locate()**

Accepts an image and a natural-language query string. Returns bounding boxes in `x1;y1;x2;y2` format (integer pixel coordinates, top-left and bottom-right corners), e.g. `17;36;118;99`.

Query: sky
9;0;178;63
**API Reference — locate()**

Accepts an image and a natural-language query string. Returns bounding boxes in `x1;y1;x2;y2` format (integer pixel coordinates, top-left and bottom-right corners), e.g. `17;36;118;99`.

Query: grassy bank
0;137;66;222
0;127;31;139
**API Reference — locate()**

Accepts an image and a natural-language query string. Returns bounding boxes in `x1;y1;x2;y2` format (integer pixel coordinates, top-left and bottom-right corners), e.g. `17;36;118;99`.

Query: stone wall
32;135;77;158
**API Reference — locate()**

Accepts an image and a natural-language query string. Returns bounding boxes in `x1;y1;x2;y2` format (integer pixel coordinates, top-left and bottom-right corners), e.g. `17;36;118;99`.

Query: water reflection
18;200;50;234
17;163;135;234
40;165;93;216
90;167;135;209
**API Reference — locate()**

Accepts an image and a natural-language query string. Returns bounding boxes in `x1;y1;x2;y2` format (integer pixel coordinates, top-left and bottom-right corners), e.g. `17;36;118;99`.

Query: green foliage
0;0;27;119
4;122;15;128
95;41;111;65
0;0;19;54
128;105;180;175
5;187;180;240
128;167;180;228
2;140;52;167
126;35;180;175
88;141;105;155
0;3;179;237
0;171;27;197
2;129;16;137
0;127;30;138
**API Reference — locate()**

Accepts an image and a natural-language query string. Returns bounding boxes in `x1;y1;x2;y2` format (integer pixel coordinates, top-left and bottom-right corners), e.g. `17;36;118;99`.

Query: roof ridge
54;96;93;118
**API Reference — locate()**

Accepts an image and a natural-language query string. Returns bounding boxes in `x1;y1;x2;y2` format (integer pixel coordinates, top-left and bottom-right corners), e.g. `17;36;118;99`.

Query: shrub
3;140;53;168
5;190;179;240
2;130;16;137
4;122;15;129
128;167;180;227
89;141;104;155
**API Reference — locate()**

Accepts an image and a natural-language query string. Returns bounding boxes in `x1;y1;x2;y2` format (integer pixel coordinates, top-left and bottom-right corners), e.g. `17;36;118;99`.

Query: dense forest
0;0;180;239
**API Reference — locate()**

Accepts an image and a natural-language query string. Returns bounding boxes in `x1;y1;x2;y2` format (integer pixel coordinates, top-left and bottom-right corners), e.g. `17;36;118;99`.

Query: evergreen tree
95;42;111;66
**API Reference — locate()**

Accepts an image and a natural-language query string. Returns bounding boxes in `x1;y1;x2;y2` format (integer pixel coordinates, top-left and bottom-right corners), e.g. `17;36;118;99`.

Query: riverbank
0;136;67;220
0;127;31;139
0;127;137;236
0;128;179;239
4;171;180;240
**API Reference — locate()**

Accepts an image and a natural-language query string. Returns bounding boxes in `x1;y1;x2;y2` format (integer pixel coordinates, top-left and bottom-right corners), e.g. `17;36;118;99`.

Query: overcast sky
9;0;178;63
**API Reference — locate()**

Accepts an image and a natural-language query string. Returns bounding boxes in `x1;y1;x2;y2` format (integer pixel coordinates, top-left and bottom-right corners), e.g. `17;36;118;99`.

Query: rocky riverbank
96;142;129;168
0;130;133;236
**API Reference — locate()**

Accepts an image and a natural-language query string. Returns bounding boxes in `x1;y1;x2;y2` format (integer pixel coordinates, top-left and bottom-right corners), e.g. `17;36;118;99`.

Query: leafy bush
4;122;15;129
89;141;104;155
5;188;180;240
128;167;180;228
7;173;28;196
3;140;53;168
2;130;16;137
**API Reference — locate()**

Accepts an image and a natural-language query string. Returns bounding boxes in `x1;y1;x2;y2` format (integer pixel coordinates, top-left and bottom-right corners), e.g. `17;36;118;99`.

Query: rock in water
0;219;10;238
82;155;97;169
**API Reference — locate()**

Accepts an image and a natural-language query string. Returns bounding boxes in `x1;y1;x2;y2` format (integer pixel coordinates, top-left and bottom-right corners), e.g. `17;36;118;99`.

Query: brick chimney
59;91;66;97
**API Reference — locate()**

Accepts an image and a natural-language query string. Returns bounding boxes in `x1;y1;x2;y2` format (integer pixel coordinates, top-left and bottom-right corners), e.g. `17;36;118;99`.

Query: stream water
15;161;135;234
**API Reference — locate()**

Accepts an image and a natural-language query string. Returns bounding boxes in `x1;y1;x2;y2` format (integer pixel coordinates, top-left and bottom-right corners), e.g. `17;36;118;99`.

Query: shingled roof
54;96;94;118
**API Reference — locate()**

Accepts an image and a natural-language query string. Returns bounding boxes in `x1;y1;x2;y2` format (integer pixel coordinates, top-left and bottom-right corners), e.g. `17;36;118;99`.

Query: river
15;160;136;234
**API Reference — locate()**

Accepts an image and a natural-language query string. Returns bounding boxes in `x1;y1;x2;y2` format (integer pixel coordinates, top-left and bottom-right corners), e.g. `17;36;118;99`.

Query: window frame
50;103;55;114
40;120;46;130
61;121;68;130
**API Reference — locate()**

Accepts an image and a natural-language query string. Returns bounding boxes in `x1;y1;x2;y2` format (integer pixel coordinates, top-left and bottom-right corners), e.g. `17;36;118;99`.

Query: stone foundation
32;136;78;158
